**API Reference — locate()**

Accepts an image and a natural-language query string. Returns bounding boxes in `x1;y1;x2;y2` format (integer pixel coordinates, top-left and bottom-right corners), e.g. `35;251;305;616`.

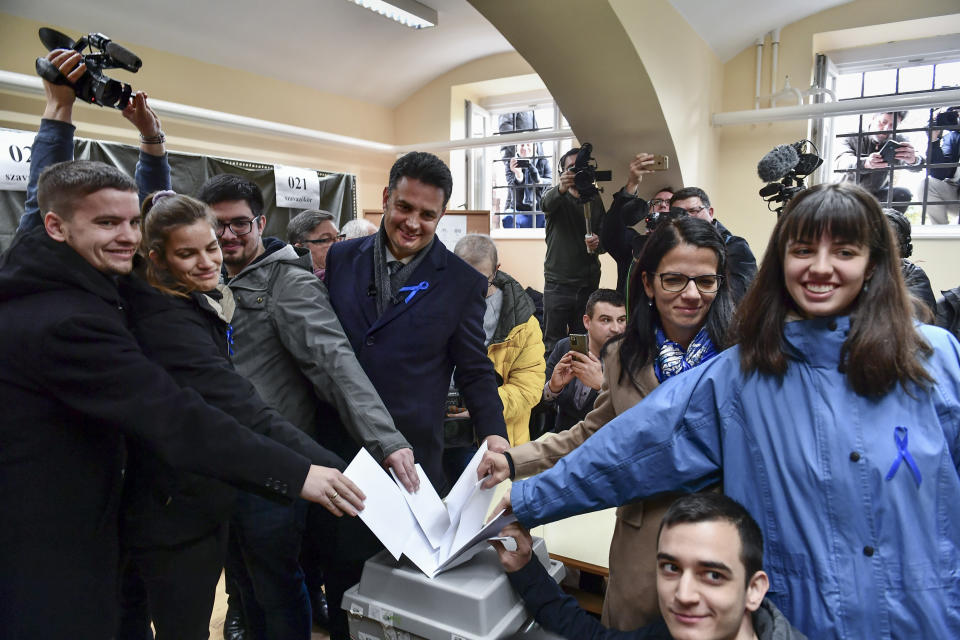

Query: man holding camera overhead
540;147;606;352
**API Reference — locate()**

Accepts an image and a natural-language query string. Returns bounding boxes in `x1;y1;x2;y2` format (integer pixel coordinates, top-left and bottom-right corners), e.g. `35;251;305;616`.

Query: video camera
35;27;142;110
568;143;612;204
757;140;823;215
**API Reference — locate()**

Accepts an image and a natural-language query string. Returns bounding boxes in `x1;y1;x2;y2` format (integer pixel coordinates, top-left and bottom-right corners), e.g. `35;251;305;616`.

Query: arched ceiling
468;0;684;193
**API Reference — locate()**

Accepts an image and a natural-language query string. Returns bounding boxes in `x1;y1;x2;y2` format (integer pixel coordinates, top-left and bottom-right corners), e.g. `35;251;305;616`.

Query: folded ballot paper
343;442;517;578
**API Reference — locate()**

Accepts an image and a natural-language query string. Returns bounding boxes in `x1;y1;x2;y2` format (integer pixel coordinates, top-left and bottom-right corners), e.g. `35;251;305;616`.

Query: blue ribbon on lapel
225;324;235;356
398;281;429;303
885;426;921;487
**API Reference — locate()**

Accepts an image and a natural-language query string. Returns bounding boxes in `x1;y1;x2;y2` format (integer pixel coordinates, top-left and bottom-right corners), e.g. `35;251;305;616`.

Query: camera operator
834;111;923;213
924;106;960;224
601;152;674;292
540;147;605;352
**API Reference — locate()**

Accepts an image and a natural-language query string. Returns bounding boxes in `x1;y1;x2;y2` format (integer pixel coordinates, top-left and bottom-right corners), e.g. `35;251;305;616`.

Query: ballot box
342;537;565;640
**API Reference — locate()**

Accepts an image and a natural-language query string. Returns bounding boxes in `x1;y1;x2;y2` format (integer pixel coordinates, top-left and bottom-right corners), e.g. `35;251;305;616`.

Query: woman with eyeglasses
478;214;733;630
115;192;362;640
501;183;960;638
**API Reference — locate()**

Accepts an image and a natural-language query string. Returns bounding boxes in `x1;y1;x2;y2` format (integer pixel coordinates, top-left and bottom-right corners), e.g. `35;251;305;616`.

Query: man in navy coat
325;151;510;492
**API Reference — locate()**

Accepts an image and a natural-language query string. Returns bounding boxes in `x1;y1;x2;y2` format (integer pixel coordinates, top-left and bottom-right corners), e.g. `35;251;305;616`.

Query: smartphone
649;154;669;171
514;158;531;168
568;333;589;355
878;140;901;166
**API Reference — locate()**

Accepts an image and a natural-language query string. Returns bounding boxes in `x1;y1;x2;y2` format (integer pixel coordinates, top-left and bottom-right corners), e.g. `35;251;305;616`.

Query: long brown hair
140;192;219;298
733;182;932;396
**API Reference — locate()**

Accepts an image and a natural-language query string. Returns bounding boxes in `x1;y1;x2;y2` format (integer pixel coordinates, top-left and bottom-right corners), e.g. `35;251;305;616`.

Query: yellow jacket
487;314;545;446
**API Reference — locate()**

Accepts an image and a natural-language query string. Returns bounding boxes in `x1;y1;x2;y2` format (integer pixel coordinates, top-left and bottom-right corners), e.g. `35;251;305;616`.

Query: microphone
105;41;143;72
757;144;799;182
87;33;142;72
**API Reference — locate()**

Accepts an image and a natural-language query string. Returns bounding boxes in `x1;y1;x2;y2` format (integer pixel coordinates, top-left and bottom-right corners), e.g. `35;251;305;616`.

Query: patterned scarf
653;326;718;382
372;224;433;316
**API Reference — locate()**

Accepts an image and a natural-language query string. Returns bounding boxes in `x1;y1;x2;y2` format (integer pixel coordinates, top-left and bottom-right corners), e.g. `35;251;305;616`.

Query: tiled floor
208;572;330;640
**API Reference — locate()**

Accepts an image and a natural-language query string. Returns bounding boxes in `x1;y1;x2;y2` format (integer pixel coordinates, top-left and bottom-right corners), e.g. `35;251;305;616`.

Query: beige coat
509;341;681;630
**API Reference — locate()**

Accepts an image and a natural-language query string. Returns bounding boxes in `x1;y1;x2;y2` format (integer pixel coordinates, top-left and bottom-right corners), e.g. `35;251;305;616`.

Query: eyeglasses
649;198;670;207
216;215;262;237
656;272;724;293
300;234;347;246
681;206;707;216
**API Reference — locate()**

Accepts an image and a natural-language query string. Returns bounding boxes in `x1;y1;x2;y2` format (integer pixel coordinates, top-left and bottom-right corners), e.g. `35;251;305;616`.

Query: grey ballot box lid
342;536;566;640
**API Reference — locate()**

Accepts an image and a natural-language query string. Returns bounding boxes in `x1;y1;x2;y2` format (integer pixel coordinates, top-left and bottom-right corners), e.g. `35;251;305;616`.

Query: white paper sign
0;130;37;191
435;214;467;249
273;164;321;209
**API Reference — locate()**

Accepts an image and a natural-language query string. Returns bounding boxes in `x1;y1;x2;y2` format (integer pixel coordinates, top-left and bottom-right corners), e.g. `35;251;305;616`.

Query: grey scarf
373;225;434;316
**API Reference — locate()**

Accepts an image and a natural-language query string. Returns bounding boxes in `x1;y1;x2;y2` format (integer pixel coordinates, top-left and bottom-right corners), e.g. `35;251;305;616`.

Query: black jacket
900;259;936;319
118;275;344;549
0;228;313;638
936;286;960;341
601;189;649;293
713;219;757;303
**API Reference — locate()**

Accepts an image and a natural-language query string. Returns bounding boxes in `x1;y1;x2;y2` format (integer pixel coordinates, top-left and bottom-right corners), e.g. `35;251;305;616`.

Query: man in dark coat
323;151;509;640
0;160;361;639
325;151;509;489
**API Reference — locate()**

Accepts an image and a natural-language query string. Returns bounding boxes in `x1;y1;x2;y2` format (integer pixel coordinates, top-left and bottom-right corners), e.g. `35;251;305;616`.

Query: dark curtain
0;136;356;252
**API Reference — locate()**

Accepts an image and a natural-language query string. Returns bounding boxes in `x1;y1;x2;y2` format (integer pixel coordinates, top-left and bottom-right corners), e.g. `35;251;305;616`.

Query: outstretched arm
495;523;645;640
21;49;85;232
122;91;171;201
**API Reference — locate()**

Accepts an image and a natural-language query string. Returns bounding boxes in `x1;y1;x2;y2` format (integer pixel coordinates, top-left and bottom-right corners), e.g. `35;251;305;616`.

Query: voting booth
342;538;565;640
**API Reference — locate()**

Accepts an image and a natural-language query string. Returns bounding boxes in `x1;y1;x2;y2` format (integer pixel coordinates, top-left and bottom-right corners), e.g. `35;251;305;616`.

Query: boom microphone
757;144;799;182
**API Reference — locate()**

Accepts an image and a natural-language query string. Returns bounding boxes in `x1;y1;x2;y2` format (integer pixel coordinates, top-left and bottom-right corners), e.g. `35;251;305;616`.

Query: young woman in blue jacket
479;214;733;629
503;182;960;639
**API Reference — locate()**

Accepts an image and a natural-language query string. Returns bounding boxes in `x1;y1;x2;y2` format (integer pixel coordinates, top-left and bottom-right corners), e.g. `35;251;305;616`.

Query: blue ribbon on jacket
226;324;235;357
885;426;922;487
398;281;429;303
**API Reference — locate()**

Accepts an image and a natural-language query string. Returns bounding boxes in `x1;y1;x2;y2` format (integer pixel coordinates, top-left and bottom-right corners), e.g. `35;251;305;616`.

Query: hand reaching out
300;465;365;517
490;522;533;573
383;447;419;493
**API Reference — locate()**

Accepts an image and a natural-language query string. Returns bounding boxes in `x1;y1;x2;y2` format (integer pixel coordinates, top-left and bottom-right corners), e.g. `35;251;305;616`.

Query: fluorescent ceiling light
349;0;438;29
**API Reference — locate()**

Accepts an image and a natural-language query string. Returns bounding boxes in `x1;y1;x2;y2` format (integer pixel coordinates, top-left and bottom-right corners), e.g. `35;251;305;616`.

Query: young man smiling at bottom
493;493;806;640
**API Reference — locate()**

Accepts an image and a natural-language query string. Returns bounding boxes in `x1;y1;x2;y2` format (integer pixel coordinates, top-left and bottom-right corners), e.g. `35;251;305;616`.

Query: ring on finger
329;492;339;501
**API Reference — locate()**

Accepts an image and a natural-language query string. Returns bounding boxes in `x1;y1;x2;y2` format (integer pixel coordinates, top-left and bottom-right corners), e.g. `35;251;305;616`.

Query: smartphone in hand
879;140;901;166
568;333;589;355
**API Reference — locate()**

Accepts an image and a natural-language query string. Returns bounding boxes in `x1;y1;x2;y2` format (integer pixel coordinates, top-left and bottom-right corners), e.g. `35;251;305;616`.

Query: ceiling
669;0;854;61
3;0;854;108
1;0;514;107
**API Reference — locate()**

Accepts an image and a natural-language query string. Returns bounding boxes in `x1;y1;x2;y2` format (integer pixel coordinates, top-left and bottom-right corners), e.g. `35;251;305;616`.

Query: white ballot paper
343;448;417;560
344;443;517;578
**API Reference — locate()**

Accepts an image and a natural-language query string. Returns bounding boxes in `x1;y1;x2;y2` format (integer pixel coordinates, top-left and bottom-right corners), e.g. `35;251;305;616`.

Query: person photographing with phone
542;289;626;433
835;110;923;213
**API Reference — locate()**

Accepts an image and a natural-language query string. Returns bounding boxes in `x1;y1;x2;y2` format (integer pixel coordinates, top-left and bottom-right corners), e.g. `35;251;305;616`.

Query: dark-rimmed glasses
216;215;262;237
656;272;724;293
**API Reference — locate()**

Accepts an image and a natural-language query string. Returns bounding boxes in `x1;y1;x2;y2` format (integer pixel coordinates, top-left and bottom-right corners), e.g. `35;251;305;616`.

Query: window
456;98;575;237
819;52;960;227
